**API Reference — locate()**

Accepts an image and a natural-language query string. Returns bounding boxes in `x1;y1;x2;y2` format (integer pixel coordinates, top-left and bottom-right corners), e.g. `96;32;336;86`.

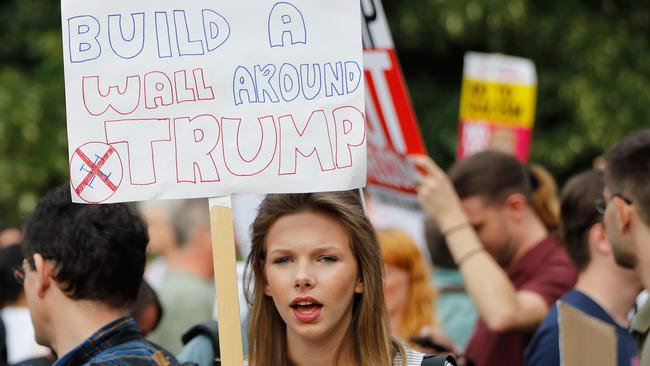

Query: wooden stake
209;196;244;365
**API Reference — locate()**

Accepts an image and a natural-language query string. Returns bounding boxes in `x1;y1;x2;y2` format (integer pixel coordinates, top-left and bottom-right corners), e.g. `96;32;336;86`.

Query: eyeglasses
12;264;26;285
595;192;633;215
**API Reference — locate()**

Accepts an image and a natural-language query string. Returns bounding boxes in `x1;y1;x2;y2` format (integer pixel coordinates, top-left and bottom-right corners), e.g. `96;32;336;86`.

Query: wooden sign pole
209;196;244;365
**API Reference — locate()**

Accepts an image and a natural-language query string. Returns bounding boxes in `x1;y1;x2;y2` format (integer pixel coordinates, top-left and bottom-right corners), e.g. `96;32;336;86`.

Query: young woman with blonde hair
244;191;455;366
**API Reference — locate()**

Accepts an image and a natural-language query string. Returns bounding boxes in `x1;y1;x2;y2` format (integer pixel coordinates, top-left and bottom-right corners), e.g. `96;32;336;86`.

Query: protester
601;130;650;365
244;191;456;365
0;244;52;365
131;280;164;337
19;184;180;365
525;170;641;365
139;200;181;289
425;219;478;351
378;229;437;346
148;198;215;354
0;221;20;249
413;151;577;366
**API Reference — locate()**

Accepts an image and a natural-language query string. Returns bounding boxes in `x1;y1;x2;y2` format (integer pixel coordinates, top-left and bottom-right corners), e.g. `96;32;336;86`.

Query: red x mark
74;147;118;195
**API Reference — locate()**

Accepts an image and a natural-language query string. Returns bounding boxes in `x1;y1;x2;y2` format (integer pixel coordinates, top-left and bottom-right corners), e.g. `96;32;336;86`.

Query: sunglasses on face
12;263;26;285
595;192;633;215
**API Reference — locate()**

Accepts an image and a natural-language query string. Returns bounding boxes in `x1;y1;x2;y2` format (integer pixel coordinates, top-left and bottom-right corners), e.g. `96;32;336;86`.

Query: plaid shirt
54;316;180;366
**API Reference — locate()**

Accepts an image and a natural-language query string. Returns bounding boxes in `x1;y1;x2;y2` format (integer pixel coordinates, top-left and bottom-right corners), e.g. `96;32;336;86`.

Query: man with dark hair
524;170;641;365
19;185;180;365
413;152;577;366
602;129;650;365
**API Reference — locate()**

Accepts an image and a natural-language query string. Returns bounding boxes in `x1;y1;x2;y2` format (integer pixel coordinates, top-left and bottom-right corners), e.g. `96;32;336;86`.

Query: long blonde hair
245;191;403;365
378;229;436;343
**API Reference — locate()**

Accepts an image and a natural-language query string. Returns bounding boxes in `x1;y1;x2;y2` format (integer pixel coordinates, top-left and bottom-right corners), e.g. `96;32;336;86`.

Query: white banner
62;1;366;203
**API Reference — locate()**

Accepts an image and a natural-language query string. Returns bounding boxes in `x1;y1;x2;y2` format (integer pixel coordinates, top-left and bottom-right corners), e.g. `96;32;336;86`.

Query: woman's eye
319;256;338;263
273;257;291;264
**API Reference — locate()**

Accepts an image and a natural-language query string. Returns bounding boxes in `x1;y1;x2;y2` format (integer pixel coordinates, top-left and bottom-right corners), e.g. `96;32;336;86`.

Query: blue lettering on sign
233;66;258;106
155;12;173;58
232;61;362;105
202;9;230;52
66;9;231;62
268;2;307;48
68;15;102;63
300;63;322;100
108;13;145;59
174;10;204;56
254;64;280;103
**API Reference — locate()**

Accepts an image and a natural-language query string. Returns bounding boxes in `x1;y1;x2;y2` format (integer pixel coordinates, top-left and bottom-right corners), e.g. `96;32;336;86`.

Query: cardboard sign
62;1;366;203
457;52;537;162
361;0;426;210
558;302;616;366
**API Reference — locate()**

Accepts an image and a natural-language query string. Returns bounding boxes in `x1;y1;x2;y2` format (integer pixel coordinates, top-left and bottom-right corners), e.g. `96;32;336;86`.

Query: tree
0;0;648;220
382;0;650;182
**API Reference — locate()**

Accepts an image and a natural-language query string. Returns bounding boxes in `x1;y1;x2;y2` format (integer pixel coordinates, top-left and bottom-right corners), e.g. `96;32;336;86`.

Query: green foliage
382;0;650;181
0;0;648;221
0;0;67;222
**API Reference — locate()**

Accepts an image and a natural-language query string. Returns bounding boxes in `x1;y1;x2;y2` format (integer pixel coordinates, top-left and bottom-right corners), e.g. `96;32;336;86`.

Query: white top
394;347;425;365
1;307;51;363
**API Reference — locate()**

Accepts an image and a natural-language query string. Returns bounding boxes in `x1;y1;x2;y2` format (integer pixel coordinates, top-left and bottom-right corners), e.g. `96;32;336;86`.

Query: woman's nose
293;262;315;289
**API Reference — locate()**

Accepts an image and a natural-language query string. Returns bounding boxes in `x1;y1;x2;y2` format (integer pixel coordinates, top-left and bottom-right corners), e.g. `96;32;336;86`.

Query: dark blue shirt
524;289;638;366
53;316;179;366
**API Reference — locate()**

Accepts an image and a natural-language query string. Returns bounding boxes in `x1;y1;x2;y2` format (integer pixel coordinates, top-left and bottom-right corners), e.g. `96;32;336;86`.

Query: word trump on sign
62;1;366;203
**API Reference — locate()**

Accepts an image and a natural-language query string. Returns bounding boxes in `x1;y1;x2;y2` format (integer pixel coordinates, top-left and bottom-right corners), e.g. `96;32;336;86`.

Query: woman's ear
354;277;363;294
261;260;273;297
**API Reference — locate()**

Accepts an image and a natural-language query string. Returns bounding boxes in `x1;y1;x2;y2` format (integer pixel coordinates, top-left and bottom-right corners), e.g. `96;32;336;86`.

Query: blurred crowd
1;129;649;366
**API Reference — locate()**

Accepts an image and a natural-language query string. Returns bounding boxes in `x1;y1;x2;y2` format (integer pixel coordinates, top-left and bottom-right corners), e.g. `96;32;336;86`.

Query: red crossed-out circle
69;142;124;203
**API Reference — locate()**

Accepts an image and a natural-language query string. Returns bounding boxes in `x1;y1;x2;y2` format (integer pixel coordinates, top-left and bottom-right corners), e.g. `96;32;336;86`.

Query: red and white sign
362;0;425;208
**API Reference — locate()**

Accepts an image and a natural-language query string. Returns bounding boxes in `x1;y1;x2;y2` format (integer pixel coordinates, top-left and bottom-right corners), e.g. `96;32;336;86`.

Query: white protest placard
62;1;366;203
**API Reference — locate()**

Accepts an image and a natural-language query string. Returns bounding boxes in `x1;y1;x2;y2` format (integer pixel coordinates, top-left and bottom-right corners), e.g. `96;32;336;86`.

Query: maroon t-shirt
464;235;578;366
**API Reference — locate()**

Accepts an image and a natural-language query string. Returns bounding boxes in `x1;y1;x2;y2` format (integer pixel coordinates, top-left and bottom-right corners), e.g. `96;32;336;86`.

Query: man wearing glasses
17;185;180;366
602;129;650;366
524;170;641;366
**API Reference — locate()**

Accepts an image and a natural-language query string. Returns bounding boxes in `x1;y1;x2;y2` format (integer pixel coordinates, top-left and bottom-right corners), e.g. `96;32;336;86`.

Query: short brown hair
449;151;559;230
559;170;603;271
605;129;650;225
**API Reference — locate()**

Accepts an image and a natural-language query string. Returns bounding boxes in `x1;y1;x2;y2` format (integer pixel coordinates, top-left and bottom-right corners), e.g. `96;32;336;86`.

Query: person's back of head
173;199;210;248
139;200;181;257
559;170;604;271
22;184;149;309
0;244;24;308
130;280;163;336
424;219;456;270
0;221;21;249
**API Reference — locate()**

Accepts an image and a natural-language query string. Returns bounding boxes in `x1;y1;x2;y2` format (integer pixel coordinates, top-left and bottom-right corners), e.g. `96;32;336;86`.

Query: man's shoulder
88;339;182;366
524;302;561;366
